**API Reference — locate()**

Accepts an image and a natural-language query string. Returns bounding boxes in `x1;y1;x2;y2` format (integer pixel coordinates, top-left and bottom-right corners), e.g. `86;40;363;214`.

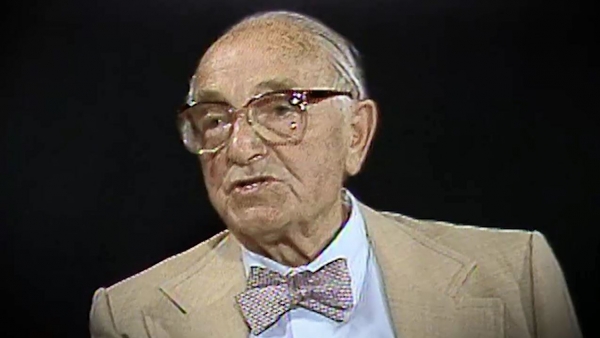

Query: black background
2;0;598;337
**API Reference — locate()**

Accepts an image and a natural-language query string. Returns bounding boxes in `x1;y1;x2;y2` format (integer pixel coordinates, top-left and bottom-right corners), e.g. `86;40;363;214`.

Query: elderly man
89;11;581;338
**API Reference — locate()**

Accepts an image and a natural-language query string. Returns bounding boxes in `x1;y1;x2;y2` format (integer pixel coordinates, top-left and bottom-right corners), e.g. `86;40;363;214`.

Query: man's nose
226;114;267;165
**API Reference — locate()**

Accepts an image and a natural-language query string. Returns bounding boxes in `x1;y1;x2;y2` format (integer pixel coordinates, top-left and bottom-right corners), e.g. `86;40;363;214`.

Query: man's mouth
231;177;277;193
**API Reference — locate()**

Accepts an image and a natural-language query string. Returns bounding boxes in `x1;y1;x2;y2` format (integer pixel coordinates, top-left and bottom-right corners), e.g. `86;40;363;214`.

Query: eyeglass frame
176;89;353;155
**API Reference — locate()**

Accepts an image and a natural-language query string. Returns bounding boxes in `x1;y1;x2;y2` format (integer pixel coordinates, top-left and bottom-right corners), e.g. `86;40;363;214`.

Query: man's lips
227;176;279;193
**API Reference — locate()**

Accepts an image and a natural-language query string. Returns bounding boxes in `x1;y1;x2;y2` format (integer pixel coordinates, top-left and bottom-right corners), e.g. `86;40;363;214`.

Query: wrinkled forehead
188;23;338;106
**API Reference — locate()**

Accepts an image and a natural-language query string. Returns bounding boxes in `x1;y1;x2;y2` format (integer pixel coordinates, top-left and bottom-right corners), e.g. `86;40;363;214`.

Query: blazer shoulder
380;210;533;251
100;230;230;306
378;211;536;280
90;231;231;336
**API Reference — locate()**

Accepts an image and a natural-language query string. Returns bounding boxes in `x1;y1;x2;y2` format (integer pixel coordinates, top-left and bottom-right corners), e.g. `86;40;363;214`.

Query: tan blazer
90;201;581;338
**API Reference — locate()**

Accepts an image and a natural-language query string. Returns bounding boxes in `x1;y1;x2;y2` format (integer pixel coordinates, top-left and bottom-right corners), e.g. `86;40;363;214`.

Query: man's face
192;23;356;240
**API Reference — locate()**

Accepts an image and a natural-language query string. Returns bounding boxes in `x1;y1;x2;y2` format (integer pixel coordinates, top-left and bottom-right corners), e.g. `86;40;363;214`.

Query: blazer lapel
359;203;505;338
154;234;249;338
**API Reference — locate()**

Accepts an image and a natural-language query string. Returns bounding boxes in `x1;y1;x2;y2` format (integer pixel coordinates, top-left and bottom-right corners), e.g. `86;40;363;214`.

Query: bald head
188;11;367;104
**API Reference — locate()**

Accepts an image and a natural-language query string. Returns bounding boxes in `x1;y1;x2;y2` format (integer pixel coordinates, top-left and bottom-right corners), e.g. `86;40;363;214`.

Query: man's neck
239;197;351;267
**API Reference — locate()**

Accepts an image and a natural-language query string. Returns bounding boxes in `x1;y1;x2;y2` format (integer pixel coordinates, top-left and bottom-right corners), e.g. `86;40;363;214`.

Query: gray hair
222;11;368;100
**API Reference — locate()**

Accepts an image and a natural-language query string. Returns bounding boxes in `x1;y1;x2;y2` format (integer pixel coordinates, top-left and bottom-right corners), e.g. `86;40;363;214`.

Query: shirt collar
241;189;370;306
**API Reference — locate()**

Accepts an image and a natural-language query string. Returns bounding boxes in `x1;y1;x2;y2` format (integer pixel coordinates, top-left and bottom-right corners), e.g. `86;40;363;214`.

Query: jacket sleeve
90;288;122;338
530;231;582;338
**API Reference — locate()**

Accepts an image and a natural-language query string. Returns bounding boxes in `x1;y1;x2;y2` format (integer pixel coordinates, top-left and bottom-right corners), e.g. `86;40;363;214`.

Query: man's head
180;11;378;244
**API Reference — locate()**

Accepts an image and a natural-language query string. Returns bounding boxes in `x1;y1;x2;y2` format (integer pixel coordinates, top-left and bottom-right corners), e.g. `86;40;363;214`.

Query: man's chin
227;205;288;235
231;204;283;220
225;187;287;211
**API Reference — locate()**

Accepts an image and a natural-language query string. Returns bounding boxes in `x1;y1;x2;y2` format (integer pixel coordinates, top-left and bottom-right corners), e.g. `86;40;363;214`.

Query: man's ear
345;99;378;177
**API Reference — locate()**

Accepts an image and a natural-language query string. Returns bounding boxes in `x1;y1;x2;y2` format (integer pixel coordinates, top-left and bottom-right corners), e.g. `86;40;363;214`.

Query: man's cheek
204;161;223;186
206;175;223;193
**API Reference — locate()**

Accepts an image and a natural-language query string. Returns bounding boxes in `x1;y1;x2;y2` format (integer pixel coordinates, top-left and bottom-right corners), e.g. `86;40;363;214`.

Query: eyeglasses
176;89;352;155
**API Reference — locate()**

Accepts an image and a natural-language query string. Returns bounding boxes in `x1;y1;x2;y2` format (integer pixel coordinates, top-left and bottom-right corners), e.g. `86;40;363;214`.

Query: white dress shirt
241;190;396;338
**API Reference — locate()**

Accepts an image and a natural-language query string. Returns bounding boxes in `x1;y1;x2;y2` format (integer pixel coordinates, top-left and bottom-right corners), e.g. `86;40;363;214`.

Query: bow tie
235;258;354;335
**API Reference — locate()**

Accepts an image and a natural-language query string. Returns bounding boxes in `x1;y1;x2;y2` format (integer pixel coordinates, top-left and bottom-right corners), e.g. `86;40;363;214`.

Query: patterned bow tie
235;258;354;335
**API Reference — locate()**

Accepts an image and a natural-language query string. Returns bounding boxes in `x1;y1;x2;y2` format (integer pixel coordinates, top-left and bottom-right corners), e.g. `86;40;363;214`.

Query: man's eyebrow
252;78;300;95
193;89;228;103
191;78;300;104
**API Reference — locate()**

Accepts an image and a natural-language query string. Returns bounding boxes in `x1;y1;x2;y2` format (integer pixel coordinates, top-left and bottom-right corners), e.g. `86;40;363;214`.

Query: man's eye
201;115;227;130
272;104;295;116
